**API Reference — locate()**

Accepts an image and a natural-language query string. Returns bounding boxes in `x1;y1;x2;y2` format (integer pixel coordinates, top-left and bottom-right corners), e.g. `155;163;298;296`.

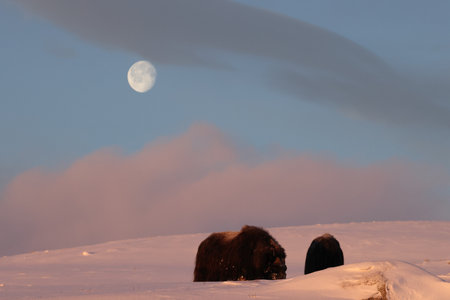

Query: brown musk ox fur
304;233;344;274
194;225;287;281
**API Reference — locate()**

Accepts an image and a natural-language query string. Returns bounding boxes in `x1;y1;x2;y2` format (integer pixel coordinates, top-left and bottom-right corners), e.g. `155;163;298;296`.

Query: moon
127;60;156;93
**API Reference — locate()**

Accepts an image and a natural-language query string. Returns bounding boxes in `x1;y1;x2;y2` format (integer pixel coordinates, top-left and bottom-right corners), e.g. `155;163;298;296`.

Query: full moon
127;60;156;93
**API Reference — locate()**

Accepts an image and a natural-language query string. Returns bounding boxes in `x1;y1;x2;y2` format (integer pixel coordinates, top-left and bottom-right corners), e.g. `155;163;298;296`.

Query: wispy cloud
14;0;385;71
0;124;447;256
271;68;450;129
13;0;450;130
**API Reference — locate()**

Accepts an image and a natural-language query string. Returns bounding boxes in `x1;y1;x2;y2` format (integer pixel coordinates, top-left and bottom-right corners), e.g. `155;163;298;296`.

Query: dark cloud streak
14;0;386;73
271;68;450;129
13;0;450;129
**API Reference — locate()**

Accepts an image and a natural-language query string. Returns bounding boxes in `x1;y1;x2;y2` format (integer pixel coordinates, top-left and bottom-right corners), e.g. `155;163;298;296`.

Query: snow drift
0;221;449;299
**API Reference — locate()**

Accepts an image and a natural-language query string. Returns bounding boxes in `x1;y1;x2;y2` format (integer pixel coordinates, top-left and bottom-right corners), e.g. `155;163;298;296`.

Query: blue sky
0;0;449;254
2;0;448;180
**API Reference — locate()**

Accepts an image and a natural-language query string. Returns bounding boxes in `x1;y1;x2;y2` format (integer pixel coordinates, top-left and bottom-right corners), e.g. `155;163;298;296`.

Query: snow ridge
0;221;449;299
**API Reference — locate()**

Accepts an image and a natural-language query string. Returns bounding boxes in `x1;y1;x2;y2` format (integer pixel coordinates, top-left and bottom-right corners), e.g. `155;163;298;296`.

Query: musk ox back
194;225;287;281
304;233;344;274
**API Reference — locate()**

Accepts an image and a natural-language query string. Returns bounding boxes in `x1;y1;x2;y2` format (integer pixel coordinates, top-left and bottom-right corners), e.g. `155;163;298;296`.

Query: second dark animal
304;233;344;274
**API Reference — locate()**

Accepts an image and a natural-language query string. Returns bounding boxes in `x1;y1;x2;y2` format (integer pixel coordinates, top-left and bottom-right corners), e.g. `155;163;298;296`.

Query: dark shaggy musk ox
194;225;287;281
304;233;344;274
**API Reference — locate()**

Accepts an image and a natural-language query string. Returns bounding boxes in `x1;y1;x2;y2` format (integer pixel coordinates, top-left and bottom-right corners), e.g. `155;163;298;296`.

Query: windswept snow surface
0;221;449;299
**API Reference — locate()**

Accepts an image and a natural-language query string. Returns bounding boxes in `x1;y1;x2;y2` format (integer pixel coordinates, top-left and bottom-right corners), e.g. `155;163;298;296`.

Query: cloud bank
13;0;450;129
0;124;447;256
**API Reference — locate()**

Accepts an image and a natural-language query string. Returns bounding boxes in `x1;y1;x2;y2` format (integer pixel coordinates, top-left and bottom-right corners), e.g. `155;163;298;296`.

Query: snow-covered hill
1;221;449;299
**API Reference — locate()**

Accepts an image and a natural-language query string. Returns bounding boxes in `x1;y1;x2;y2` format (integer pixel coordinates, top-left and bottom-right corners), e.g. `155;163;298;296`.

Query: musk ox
304;233;344;274
194;225;287;281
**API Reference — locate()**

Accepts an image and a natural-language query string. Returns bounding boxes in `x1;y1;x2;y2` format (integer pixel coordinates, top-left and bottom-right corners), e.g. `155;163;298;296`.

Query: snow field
0;221;449;299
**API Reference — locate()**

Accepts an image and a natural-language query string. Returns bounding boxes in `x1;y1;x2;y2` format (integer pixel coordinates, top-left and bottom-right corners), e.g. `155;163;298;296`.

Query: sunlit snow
1;221;449;299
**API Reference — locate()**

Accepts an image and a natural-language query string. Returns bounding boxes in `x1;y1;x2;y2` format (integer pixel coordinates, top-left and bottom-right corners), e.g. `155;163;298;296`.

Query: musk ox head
194;225;287;281
304;233;344;275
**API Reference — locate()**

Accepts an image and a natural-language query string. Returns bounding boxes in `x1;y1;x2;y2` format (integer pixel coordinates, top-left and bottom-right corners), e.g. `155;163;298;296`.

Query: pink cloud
0;123;447;255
